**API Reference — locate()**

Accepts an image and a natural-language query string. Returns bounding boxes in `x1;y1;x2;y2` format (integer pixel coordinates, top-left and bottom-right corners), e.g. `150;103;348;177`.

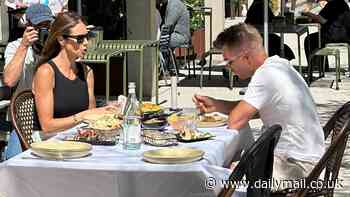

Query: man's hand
20;26;38;48
192;94;218;113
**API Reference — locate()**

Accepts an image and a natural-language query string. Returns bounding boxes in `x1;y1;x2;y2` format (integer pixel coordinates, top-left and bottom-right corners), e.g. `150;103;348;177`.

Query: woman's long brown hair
36;12;85;70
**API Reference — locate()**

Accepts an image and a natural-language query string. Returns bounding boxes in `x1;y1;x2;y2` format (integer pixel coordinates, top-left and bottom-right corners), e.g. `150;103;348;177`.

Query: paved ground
152;18;350;196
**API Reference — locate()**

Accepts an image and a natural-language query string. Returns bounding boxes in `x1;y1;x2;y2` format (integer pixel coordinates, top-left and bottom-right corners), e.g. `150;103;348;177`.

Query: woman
33;12;112;133
303;0;349;73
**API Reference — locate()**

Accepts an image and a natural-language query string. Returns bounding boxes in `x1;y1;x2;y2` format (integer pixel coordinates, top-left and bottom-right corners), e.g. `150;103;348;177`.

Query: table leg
209;52;212;80
123;52;127;96
155;47;159;104
336;53;340;90
298;35;301;74
106;57;110;102
348;45;350;77
139;49;144;101
200;61;204;88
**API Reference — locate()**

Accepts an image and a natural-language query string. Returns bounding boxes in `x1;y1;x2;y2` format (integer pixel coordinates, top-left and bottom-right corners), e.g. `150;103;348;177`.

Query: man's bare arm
228;100;258;130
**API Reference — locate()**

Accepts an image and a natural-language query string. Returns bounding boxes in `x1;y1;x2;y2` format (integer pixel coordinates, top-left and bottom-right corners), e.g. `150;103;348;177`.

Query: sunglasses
62;31;94;44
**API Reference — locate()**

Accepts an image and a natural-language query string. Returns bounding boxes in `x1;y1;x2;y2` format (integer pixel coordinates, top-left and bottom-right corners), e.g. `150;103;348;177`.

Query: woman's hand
192;94;218;113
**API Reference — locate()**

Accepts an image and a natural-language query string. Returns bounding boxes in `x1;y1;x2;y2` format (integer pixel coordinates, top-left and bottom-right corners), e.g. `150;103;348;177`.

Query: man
193;24;325;188
4;3;54;92
3;4;54;159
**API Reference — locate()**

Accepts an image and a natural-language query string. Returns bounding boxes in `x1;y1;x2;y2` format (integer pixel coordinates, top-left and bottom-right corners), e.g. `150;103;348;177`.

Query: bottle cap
128;82;136;89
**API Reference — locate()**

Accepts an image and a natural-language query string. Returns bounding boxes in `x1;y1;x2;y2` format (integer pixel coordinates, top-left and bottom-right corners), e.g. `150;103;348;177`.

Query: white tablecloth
0;126;252;197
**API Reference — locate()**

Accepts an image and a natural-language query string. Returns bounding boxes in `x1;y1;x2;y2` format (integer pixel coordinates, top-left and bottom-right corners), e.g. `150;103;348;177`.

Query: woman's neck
54;50;76;70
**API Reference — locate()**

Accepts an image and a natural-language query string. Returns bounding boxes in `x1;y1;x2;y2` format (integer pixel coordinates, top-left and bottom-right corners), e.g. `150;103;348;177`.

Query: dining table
0;123;252;197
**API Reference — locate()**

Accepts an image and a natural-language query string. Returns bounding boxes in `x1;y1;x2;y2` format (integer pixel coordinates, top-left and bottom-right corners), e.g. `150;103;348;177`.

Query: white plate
143;147;204;164
196;113;228;128
31;140;92;160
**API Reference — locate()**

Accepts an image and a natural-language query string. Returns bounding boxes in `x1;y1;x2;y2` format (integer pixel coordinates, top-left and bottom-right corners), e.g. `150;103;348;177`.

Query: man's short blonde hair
214;23;263;52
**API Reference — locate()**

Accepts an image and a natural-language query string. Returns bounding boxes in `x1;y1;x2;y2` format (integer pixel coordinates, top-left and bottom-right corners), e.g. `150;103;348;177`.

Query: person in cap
3;4;54;159
4;3;54;92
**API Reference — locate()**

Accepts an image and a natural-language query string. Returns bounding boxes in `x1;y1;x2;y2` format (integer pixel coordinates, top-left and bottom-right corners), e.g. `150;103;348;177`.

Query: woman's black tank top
48;60;89;118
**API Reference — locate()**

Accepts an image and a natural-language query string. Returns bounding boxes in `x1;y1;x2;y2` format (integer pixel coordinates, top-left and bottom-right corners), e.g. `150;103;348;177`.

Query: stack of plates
143;147;204;164
31;140;92;160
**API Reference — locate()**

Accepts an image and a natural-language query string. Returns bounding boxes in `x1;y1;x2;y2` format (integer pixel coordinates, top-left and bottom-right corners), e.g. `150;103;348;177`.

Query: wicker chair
10;89;39;150
219;125;282;197
272;101;350;197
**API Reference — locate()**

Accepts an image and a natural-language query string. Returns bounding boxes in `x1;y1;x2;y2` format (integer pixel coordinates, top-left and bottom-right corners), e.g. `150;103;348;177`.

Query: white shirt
4;38;37;93
243;56;325;162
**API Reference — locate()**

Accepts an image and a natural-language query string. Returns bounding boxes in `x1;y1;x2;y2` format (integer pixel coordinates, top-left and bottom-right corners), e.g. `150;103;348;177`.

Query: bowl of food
141;102;162;115
83;113;123;138
142;117;168;130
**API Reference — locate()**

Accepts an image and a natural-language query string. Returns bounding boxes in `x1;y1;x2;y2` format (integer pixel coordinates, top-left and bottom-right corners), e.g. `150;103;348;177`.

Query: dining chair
219;124;282;197
10;89;40;150
159;25;178;79
271;101;350;197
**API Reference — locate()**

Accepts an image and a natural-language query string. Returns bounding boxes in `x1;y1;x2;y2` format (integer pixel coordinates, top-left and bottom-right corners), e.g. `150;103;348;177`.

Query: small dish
176;132;215;143
142;117;168;130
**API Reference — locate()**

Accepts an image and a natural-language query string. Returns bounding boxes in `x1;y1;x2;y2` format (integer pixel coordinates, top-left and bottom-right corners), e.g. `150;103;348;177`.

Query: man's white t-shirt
243;55;325;163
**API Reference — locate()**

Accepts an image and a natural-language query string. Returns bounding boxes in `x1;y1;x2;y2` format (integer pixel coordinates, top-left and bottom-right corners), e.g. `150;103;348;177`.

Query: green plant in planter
184;0;205;33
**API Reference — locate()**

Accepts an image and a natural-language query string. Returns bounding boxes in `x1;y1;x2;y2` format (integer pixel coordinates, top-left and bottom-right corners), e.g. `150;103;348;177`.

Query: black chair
219;124;282;197
159;25;178;77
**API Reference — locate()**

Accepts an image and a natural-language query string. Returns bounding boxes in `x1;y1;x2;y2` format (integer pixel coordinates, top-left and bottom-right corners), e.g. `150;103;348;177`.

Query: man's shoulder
252;56;292;83
5;38;23;52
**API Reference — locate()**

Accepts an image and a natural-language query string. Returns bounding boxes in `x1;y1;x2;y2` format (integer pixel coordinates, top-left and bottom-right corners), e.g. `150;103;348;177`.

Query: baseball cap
25;4;54;25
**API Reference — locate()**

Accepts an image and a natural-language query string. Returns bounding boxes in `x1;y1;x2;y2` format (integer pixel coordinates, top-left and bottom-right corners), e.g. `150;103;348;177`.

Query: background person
303;0;349;73
156;0;191;48
3;4;54;159
4;4;54;93
245;0;295;61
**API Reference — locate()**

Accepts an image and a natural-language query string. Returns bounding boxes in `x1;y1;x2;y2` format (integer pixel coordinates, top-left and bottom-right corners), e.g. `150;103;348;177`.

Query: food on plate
198;114;225;122
141;102;161;114
143;118;165;125
179;127;213;140
143;117;168;128
86;114;123;130
76;128;97;140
